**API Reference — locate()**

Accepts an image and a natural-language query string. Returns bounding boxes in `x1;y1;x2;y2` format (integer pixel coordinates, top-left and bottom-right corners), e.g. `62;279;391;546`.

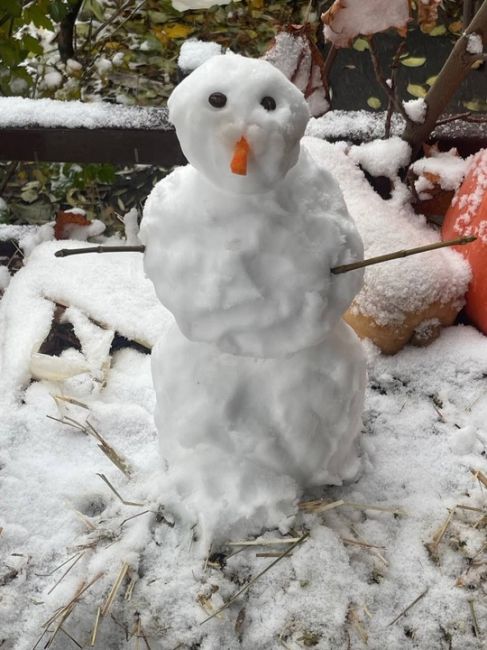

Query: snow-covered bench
0;96;185;166
0;96;485;167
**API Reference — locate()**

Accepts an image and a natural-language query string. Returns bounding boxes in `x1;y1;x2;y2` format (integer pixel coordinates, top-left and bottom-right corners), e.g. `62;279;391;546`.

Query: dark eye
208;92;227;108
261;96;276;111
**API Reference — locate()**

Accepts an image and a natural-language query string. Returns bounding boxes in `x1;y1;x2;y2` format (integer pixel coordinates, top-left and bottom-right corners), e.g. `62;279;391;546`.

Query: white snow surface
141;54;366;544
1;301;486;648
178;38;223;72
0;96;169;129
349;136;411;178
0;240;173;403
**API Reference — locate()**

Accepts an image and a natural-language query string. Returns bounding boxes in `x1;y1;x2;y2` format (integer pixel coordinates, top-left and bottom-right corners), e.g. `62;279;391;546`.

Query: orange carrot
230;136;250;176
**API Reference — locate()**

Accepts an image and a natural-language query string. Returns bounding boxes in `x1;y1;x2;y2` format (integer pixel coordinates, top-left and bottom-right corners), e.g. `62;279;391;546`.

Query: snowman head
168;53;310;194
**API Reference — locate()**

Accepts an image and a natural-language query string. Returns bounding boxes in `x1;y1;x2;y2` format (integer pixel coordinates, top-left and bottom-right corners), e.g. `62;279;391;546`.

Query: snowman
140;53;366;545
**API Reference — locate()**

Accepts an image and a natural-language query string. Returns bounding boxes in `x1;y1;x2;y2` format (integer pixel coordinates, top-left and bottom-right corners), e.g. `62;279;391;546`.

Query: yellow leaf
426;75;438;86
151;26;169;45
448;21;463;34
429;25;447;36
353;37;369;52
249;0;264;8
367;96;381;109
407;83;427;98
164;23;193;39
400;56;426;67
462;100;487;112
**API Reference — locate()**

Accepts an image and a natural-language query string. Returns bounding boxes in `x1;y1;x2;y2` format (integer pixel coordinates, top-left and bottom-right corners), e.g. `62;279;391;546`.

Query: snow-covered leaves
263;25;329;117
171;0;237;10
322;0;410;48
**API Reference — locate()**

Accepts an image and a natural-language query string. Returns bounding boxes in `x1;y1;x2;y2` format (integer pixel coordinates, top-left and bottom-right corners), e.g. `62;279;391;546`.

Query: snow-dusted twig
54;236;477;278
331;236;476;275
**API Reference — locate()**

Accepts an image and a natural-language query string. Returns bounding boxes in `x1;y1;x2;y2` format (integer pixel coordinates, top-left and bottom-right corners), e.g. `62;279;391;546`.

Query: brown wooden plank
0;127;186;166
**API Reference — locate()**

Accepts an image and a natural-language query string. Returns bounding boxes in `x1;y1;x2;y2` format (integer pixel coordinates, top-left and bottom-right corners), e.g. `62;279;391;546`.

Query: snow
466;32;483;55
263;30;329;117
0;240;173;404
411;147;471;192
178;38;223;72
306;109;405;141
322;0;410;48
0;62;485;648
349;136;411;178
141;53;365;546
304;137;471;327
1;292;486;648
403;97;427;124
0;96;170;129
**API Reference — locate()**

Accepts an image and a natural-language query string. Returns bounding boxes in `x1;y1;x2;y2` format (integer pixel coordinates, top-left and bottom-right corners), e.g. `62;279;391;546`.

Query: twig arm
55;245;146;257
331;236;476;275
54;238;476;274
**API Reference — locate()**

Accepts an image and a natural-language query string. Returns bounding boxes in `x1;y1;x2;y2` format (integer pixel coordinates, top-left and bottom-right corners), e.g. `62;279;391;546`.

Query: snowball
43;70;63;89
178;39;223;72
66;58;82;72
349;136;411;178
466;32;483;55
403;97;427;124
95;56;112;75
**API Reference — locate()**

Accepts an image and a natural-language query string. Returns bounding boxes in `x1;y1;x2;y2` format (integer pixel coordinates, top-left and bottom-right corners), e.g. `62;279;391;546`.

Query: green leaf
25;5;54;29
367;96;381;109
353;37;369;52
0;42;22;67
429;25;447;36
49;0;68;22
462;99;487;112
426;75;438;86
407;83;427;98
400;56;426;68
21;34;43;56
2;0;22;17
12;66;33;84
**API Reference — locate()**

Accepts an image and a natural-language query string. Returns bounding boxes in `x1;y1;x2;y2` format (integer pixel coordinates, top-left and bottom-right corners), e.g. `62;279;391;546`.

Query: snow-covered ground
1;239;486;650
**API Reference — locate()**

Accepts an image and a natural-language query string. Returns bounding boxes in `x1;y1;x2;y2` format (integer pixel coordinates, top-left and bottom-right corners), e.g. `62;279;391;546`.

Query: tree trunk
403;0;487;157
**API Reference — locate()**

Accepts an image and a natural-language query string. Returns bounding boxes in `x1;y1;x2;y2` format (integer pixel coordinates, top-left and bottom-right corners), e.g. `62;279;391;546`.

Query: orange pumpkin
442;149;487;333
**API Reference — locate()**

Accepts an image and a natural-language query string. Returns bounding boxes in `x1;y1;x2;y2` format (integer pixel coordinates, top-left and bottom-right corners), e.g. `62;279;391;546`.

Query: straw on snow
47;414;133;478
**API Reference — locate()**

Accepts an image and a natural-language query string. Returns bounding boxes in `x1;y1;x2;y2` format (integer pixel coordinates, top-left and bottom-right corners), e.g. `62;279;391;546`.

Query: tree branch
368;36;411;125
57;0;83;62
402;0;487;157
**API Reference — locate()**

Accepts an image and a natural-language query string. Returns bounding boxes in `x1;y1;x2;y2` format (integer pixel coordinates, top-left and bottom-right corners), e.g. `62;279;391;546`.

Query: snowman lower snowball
140;53;366;547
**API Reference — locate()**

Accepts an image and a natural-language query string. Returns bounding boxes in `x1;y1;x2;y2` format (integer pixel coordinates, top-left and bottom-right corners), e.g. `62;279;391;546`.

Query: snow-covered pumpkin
442;149;487;334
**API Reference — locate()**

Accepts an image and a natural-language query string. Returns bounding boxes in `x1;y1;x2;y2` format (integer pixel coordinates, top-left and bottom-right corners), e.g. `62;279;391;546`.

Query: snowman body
140;54;366;540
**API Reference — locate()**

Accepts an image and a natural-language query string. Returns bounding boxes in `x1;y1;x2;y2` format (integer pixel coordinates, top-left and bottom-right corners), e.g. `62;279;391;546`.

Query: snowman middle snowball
140;53;366;544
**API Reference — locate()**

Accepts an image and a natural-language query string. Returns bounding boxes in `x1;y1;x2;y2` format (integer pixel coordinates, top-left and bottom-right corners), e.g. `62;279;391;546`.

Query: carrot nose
230;136;250;176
